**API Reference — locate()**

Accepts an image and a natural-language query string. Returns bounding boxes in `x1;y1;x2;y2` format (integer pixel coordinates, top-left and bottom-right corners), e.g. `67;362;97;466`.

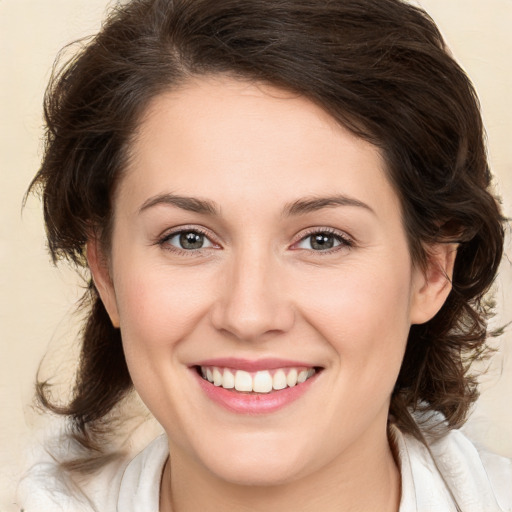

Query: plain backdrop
1;1;511;510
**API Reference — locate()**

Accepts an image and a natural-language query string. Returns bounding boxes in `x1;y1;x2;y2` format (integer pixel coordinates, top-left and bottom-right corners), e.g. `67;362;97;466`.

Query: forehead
121;75;400;221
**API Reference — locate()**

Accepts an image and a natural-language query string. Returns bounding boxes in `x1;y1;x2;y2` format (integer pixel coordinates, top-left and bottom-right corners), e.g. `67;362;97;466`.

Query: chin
190;432;317;487
207;456;307;487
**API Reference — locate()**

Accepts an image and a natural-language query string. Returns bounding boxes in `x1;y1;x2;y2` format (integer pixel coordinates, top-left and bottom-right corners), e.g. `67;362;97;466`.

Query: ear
87;236;120;328
409;243;458;325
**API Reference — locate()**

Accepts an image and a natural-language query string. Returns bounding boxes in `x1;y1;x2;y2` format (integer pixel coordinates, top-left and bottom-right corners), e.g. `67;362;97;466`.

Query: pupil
311;234;334;250
180;232;204;249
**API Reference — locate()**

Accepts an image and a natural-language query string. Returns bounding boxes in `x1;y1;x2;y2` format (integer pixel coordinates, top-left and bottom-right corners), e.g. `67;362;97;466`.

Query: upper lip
192;357;319;372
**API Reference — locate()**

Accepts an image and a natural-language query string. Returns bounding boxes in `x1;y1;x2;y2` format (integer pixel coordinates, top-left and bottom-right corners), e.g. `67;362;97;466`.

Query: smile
192;359;323;414
199;366;317;393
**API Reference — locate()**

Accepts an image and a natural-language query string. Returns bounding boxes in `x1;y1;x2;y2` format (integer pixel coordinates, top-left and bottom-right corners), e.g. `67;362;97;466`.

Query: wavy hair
29;0;505;468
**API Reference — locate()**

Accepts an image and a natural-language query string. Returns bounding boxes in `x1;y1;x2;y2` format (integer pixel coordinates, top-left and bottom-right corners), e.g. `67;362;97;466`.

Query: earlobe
86;237;120;328
410;243;458;325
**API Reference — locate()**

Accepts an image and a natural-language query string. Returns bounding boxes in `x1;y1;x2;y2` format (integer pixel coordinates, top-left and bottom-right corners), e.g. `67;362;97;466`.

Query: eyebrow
139;194;220;215
283;195;375;217
138;193;374;217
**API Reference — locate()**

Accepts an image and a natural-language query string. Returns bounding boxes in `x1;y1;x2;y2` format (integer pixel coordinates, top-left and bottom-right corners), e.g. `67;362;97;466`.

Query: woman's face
91;76;450;486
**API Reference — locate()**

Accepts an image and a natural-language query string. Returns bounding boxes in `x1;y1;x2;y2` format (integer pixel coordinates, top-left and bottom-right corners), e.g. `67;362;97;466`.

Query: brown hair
30;0;505;465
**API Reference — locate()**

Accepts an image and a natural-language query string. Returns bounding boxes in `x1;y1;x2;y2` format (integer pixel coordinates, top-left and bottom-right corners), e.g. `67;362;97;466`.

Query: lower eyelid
158;228;217;250
156;228;353;252
293;230;353;250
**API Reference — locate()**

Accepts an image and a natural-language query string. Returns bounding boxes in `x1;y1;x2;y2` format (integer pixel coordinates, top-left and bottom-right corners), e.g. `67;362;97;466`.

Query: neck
160;423;401;512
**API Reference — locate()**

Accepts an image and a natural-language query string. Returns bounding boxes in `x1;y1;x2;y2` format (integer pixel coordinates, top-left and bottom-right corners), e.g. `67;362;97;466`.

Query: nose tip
210;258;295;342
212;300;294;342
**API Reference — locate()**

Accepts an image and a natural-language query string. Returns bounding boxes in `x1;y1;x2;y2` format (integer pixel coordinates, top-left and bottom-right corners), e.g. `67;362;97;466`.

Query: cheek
110;262;216;423
113;263;214;354
295;259;413;367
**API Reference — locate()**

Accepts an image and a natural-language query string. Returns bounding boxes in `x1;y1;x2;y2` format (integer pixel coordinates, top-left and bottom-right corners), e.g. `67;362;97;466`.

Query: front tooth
297;369;308;383
253;371;273;393
206;368;214;383
286;368;298;387
213;367;223;386
273;369;287;390
234;370;253;392
222;369;235;389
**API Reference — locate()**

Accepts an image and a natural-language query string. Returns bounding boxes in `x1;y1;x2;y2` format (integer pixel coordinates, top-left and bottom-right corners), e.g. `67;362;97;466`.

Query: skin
88;76;456;512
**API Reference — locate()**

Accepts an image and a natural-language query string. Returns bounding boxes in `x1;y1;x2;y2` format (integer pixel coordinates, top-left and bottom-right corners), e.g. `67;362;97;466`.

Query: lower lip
193;369;319;414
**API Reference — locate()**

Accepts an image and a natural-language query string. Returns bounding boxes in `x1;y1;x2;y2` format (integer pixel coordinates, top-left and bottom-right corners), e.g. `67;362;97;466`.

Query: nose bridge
212;241;293;341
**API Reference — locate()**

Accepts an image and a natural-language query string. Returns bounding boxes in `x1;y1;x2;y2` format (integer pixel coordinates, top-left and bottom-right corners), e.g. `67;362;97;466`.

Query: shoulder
17;443;125;512
17;432;168;512
17;460;98;512
478;447;512;511
393;424;512;512
430;429;512;511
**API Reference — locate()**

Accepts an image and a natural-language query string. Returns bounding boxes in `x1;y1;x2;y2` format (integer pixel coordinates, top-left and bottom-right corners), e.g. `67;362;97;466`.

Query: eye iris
179;232;204;249
311;233;335;250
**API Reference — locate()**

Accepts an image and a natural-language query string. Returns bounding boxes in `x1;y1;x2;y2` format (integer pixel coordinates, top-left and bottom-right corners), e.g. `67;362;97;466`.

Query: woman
18;0;511;510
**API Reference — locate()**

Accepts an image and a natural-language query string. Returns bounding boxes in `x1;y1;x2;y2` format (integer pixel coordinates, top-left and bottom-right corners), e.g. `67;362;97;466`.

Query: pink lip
193;357;315;372
191;367;320;415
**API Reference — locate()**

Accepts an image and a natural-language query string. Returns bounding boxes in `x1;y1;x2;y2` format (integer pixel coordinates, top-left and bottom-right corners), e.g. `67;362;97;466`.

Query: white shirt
17;428;512;511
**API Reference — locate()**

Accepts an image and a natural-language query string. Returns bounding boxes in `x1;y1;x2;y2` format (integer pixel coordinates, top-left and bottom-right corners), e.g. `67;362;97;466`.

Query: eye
161;229;216;251
294;230;352;251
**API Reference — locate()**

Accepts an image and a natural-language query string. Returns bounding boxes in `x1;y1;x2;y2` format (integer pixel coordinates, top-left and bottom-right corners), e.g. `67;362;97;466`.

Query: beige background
1;0;511;510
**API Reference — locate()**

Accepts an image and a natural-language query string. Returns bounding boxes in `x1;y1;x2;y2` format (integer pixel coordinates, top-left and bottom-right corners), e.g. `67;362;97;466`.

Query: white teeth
286;368;298;387
200;366;317;393
272;369;287;390
297;370;308;383
253;371;273;393
222;369;235;389
234;370;253;392
213;368;223;386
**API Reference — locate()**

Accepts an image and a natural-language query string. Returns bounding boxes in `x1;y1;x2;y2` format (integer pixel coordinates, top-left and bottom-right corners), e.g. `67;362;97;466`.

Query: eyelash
157;226;354;256
157;226;218;256
291;227;354;254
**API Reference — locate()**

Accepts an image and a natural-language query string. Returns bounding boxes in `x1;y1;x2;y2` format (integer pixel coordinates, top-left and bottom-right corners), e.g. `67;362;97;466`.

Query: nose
210;246;295;342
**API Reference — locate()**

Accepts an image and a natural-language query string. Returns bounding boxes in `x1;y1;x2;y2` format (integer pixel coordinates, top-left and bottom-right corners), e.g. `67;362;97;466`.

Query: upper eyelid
292;226;354;244
290;230;354;256
156;225;354;249
157;227;220;256
159;225;217;243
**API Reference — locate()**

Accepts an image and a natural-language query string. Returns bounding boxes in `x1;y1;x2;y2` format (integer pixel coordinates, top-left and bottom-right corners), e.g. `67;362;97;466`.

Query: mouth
191;358;323;414
195;365;320;394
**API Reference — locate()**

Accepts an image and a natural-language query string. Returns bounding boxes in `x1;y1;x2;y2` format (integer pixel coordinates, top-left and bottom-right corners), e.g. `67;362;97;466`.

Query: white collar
117;434;169;512
390;425;505;512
